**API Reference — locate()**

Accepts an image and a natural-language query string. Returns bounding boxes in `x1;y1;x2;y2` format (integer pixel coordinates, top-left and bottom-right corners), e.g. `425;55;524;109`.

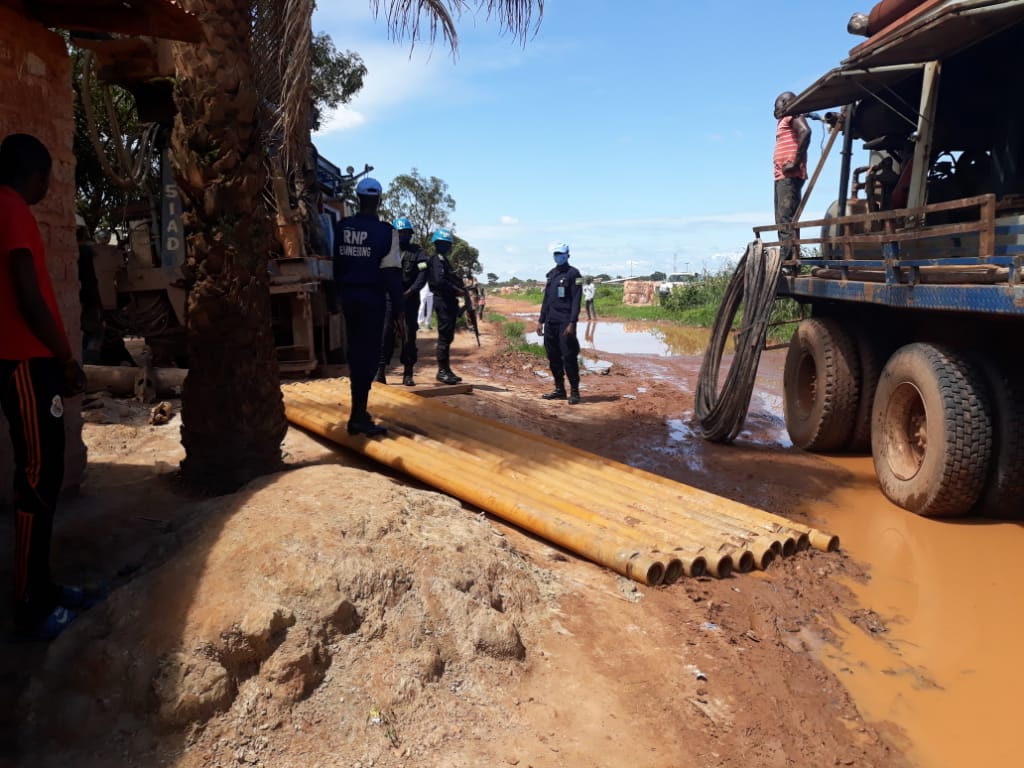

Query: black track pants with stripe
1;359;65;617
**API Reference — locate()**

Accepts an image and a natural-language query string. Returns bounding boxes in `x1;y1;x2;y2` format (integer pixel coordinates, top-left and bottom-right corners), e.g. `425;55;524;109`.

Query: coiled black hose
695;241;783;443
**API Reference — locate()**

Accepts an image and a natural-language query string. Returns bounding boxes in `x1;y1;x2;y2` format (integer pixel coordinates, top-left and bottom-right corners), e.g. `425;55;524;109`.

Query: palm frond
372;0;543;52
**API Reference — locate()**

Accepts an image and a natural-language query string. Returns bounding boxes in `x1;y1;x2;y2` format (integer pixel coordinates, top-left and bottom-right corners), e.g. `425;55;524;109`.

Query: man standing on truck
773;91;811;261
1;133;89;640
537;242;583;405
333;177;403;436
376;217;429;387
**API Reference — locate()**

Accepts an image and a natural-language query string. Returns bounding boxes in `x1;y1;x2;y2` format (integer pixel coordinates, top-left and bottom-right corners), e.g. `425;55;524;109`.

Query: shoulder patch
575;277;584;285
418;262;428;270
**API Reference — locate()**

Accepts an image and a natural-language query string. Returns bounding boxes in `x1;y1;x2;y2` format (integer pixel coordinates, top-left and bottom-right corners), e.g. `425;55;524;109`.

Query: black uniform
427;251;465;381
333;213;403;429
380;242;429;380
539;263;583;395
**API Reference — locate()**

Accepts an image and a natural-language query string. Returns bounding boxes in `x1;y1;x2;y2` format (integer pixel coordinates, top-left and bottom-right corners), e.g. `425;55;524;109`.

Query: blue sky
312;1;867;280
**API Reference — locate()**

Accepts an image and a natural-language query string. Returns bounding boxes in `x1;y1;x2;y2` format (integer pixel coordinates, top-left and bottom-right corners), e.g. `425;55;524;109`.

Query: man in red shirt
0;133;88;640
773;92;811;261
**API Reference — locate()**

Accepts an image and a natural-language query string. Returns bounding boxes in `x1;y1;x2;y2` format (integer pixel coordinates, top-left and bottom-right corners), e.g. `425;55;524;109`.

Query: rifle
462;287;481;347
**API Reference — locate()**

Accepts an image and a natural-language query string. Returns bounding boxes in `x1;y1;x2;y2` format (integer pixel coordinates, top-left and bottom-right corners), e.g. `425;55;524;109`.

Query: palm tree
170;0;286;493
169;0;542;493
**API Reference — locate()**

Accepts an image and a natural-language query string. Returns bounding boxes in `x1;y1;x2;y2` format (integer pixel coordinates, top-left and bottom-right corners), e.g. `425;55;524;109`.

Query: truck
706;0;1024;519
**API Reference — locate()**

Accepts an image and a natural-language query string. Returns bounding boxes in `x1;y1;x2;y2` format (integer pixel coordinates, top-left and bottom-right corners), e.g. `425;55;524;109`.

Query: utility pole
672;252;678;273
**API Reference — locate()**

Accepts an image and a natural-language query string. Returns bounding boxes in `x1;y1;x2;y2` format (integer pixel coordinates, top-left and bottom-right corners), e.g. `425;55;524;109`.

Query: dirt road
7;294;1008;767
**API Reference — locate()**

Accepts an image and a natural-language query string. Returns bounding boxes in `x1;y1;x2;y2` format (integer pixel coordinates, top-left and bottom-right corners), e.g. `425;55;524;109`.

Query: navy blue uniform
380;242;430;371
539;263;583;392
333;213;403;420
427;252;464;372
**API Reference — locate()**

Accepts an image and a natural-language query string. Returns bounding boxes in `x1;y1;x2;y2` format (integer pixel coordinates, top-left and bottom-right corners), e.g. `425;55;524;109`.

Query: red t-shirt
0;185;67;359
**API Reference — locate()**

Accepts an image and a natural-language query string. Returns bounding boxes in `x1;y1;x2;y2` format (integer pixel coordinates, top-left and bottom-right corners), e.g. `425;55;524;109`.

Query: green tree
310;33;367;131
651;270;666;281
382;168;455;242
448;234;480;277
486;272;499;284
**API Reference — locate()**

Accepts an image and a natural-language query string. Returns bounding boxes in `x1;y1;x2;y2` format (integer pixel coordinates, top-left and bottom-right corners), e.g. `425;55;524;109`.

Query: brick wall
0;7;87;501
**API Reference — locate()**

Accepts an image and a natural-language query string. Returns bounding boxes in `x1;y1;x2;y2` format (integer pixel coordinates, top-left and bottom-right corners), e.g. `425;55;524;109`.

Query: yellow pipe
285;384;837;564
369;399;773;571
289;397;709;581
292;395;733;578
289;390;770;575
367;392;802;550
284;399;668;585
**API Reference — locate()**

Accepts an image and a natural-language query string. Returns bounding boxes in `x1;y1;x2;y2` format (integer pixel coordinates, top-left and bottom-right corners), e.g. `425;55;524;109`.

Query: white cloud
500;215;519;225
313;42;443;136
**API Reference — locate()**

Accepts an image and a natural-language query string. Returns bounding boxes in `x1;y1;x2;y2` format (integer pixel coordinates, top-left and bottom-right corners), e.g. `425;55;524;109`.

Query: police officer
376;217;430;386
427;228;466;385
537;242;583;405
333;177;403;436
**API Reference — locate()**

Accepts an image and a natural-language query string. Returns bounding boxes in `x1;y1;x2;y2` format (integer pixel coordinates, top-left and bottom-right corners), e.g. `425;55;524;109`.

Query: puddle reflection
526;319;728;357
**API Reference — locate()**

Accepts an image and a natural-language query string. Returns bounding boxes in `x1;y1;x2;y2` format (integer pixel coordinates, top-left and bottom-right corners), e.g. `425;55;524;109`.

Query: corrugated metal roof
785;0;1024;115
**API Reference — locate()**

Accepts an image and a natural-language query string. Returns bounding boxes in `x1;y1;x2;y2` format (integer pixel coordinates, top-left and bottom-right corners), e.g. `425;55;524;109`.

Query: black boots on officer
541;378;580;405
436;363;462;385
402;365;415;386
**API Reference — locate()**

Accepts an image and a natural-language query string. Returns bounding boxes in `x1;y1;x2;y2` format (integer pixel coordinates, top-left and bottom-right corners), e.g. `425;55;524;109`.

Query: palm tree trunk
170;0;286;492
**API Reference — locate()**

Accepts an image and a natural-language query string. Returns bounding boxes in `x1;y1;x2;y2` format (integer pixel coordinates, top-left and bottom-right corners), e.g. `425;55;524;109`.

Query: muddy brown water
572;314;1020;767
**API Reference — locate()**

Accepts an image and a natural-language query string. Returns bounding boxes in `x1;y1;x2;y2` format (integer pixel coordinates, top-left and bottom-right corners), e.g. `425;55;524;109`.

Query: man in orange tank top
773;92;811;261
1;134;89;640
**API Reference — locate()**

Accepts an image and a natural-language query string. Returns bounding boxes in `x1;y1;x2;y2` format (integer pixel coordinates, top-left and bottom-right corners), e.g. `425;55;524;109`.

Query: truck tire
783;318;860;451
871;343;992;517
846;329;885;454
973;358;1024;518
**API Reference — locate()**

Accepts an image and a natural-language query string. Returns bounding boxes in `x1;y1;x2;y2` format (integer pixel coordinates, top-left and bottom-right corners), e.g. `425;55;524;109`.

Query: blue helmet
431;228;453;244
393;216;413;231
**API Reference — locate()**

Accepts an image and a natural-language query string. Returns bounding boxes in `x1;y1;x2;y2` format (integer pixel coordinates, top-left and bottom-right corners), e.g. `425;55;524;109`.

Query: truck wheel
846;330;885;454
871;343;992;517
783;318;860;451
973;358;1024;518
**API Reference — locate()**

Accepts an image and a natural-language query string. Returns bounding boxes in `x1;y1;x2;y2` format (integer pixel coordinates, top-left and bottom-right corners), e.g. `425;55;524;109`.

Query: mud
0;294;1015;767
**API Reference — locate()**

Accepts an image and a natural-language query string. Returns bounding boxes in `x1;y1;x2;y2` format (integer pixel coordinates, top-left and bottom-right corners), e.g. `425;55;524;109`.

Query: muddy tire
845;330;885;454
871;343;992;517
973;358;1024;518
783;318;860;451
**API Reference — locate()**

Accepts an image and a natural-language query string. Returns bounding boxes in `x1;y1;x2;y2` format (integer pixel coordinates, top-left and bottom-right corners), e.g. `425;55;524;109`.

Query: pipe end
709;555;733;579
736;551;756;574
663;558;684;586
781;537;797;558
687;557;708;579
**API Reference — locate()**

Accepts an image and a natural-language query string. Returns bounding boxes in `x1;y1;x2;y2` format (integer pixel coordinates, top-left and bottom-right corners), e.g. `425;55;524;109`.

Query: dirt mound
20;464;552;768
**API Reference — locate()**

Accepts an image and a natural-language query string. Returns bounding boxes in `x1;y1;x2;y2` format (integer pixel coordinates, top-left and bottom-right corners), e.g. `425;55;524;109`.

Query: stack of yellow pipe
282;380;838;586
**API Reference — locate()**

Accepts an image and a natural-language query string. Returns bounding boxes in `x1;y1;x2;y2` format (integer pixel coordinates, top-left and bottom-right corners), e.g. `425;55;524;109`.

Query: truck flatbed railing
754;193;1000;265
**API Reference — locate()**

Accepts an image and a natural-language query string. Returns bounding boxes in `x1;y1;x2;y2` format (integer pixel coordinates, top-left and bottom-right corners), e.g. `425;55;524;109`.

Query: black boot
437;368;459;385
347;410;387;437
402;366;416;386
374;364;387;385
568;388;581;405
541;387;567;400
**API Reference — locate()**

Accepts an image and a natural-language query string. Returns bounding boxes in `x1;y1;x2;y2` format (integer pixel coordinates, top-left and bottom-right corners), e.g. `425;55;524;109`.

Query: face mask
435;242;452;256
553;253;568;266
399;234;412;247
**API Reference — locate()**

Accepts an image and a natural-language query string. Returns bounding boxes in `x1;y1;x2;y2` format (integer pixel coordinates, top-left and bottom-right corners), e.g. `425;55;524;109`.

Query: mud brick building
0;0;199;501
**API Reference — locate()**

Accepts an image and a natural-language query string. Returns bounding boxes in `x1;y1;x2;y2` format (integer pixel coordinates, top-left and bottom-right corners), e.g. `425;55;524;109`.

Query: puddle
804;456;1024;767
527;320;725;357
